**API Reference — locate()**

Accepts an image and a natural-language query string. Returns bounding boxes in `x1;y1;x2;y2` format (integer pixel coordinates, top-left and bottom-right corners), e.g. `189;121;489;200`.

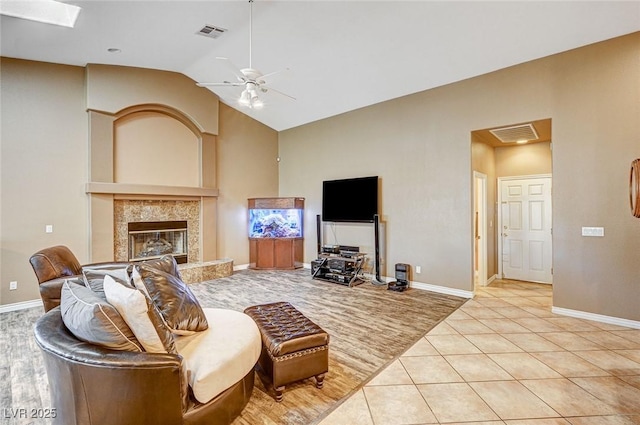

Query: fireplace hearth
128;220;188;264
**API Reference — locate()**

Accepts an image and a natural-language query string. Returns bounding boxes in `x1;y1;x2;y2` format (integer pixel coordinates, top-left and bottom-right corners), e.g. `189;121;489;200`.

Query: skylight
0;0;81;28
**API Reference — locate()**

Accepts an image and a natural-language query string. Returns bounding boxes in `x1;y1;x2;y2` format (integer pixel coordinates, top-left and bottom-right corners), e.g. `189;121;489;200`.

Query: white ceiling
2;1;639;131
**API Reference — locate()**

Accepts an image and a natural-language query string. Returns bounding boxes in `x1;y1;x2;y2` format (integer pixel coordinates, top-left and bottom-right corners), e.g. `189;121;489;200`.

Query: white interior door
499;176;552;284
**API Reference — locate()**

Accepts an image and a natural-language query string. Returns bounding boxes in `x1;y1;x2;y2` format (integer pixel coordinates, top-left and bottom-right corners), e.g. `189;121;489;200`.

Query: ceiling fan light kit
239;82;264;109
197;0;293;109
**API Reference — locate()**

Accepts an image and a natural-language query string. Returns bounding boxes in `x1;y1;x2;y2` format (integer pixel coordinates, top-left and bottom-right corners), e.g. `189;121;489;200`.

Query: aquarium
248;208;303;238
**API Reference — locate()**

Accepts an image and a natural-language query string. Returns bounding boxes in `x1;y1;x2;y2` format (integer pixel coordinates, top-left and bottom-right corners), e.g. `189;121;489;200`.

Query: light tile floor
317;279;640;425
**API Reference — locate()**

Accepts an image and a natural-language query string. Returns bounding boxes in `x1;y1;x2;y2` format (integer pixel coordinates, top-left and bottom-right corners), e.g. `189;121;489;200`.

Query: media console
313;213;383;286
312;250;366;287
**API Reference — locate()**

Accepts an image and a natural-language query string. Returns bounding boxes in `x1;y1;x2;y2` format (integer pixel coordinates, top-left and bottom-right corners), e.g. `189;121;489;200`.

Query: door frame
497;173;552;282
473;171;488;287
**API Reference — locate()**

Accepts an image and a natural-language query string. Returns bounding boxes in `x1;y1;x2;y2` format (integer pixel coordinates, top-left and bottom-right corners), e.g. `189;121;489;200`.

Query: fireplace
128;220;188;264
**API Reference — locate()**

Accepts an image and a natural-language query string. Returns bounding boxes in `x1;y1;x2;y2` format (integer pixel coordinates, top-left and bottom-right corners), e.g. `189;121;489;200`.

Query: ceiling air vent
196;25;227;39
489;123;539;143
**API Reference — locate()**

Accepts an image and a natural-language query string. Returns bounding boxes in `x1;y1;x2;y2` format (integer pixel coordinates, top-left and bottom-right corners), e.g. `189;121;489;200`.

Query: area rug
1;268;465;425
188;268;465;425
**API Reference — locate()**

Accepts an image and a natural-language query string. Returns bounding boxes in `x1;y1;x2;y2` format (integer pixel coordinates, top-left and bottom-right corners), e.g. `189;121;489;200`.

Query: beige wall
0;59;278;305
216;104;279;265
495;141;552;178
280;33;640;321
1;58;88;305
280;91;477;290
552;34;640;320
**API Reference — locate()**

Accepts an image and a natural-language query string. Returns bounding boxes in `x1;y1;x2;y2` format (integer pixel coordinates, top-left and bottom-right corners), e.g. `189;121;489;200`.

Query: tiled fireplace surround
85;103;232;284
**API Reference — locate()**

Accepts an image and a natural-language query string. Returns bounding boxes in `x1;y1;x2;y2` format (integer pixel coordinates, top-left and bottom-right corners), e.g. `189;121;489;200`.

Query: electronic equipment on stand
387;263;410;292
312;246;366;287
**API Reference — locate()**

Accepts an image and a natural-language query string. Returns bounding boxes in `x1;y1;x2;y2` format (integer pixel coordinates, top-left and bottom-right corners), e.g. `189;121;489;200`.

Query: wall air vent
196;25;227;39
489;123;539;143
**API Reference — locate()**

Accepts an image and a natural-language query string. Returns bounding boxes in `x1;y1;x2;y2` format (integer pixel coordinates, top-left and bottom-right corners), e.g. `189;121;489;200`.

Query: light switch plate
45;224;53;233
582;227;604;237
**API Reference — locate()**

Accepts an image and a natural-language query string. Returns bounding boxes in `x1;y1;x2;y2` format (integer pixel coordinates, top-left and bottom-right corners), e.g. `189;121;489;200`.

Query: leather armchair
29;246;128;312
34;307;255;425
29;245;83;312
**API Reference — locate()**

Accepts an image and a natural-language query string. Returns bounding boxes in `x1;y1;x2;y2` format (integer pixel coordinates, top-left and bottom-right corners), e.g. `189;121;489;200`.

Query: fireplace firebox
128;221;188;264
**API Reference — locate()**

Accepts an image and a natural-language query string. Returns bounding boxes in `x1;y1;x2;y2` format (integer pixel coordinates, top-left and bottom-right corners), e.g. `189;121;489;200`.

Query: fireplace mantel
86;182;218;198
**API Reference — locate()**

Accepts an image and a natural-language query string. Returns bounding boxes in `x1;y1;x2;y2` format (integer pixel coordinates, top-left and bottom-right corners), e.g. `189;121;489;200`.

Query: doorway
471;118;553;291
498;175;553;284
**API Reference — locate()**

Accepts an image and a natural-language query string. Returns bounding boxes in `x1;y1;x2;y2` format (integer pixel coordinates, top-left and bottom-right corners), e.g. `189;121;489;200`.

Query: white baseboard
0;299;43;314
411;281;474;299
486;274;497;285
552;306;640;330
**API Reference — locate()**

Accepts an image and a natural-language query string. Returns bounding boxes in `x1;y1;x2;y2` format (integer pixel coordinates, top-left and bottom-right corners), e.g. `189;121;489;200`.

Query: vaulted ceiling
2;1;639;131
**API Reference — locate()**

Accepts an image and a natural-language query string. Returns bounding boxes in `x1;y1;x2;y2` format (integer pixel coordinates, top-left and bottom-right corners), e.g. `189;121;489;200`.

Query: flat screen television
322;176;378;222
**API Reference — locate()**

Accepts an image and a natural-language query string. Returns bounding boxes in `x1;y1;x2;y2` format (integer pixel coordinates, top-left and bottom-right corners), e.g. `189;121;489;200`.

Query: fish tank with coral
248;208;303;238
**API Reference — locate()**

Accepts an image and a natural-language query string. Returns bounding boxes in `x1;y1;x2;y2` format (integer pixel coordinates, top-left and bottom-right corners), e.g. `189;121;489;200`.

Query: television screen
322;176;378;222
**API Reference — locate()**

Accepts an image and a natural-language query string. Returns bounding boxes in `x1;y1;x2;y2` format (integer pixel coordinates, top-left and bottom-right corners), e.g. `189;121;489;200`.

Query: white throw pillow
103;275;172;353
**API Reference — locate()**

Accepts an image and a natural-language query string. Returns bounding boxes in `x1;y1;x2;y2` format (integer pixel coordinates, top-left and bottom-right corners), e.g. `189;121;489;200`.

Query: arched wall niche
113;105;201;187
114;103;205;134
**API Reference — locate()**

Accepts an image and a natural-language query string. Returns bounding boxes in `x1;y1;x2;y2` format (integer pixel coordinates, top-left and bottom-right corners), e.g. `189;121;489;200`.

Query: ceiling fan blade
196;81;245;87
262;86;296;101
257;68;291;85
216;57;246;81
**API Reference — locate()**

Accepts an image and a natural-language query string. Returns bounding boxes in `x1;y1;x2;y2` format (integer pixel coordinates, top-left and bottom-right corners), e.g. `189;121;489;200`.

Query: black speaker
374;214;384;283
316;214;322;256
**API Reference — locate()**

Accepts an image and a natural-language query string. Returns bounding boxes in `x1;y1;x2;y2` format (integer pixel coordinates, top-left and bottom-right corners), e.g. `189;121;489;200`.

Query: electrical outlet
416;266;421;274
45;224;53;233
9;281;17;290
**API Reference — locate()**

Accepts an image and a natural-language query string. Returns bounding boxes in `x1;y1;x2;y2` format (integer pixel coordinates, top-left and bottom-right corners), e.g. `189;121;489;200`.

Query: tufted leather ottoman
243;301;329;402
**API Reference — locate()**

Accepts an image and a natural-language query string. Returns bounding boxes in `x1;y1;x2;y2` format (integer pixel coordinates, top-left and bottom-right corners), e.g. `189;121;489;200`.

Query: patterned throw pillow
60;280;142;352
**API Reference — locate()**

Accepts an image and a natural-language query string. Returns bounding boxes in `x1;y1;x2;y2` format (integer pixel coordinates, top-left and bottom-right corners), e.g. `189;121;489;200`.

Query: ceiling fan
196;0;295;109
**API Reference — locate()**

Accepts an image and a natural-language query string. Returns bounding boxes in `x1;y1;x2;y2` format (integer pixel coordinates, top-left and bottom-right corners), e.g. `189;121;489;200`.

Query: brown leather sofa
34;306;255;425
29;245;127;312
